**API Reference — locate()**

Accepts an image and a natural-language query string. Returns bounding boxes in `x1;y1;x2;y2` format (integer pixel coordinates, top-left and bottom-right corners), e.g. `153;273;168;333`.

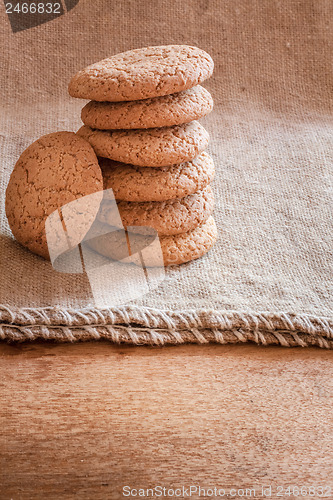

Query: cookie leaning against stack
69;45;217;266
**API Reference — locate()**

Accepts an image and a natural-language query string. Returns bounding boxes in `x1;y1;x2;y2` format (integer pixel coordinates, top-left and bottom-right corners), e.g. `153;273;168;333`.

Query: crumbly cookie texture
87;216;218;266
97;186;214;236
101;152;215;202
69;45;214;102
81;86;213;129
77;121;209;167
5;132;103;259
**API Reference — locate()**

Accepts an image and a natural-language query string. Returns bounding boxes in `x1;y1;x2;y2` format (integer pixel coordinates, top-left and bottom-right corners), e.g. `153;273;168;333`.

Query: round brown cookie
77;121;209;167
5;132;103;259
97;186;214;236
69;45;214;102
86;217;217;266
81;86;213;129
101;152;215;202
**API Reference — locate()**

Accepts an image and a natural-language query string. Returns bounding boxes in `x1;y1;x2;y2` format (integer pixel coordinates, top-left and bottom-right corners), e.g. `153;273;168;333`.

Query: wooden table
1;342;332;499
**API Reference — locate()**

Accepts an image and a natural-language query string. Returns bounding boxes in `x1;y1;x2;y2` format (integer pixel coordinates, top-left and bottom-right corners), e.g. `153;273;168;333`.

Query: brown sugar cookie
101;152;215;202
5;132;103;259
69;45;214;102
86;216;218;267
81;86;213;129
77;121;209;167
97;186;214;236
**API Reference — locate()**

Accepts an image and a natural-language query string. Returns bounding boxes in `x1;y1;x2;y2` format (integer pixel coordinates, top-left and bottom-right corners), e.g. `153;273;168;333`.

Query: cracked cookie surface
87;216;217;266
5;131;103;259
101;152;215;202
69;45;214;102
77;121;209;167
97;186;214;236
81;86;213;129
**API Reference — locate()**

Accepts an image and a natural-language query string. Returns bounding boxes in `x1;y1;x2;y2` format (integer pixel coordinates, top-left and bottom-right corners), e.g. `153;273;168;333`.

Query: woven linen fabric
0;0;332;346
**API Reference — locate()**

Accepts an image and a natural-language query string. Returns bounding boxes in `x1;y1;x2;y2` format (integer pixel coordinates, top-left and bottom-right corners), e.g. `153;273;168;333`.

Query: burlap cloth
0;0;332;347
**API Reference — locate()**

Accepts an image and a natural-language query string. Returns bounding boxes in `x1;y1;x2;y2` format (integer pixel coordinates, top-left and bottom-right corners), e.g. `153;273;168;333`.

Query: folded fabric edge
0;305;332;348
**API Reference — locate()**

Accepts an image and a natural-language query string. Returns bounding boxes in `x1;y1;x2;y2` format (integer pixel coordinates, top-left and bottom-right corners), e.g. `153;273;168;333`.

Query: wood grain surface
1;343;333;500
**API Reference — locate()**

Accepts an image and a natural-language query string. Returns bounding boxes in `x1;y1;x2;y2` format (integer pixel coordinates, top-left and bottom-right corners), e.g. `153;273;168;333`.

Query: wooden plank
0;343;332;499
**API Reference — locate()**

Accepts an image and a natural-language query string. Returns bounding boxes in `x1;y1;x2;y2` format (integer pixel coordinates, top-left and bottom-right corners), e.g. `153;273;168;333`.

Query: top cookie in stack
69;45;217;266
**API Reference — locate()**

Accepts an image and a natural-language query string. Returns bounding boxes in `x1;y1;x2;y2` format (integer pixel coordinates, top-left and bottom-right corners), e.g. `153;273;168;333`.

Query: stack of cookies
68;45;217;266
